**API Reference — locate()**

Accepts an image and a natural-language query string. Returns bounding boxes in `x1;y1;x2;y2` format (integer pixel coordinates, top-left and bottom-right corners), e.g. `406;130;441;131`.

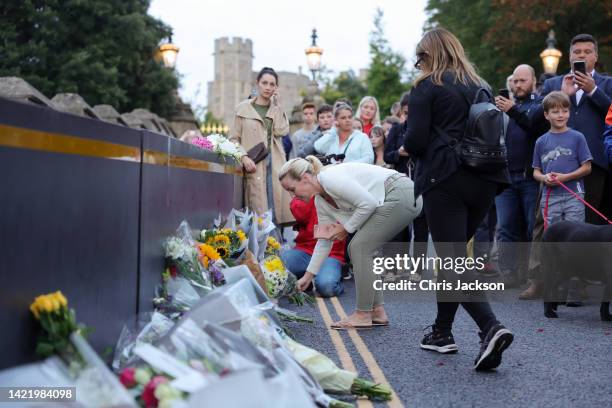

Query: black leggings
423;168;500;333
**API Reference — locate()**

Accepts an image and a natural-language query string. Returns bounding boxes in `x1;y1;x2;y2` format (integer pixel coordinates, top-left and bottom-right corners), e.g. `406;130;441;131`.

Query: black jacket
504;94;546;176
403;72;510;198
384;121;410;174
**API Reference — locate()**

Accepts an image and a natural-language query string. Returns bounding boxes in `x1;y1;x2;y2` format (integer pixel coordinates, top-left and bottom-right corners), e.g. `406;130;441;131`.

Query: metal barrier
0;97;242;368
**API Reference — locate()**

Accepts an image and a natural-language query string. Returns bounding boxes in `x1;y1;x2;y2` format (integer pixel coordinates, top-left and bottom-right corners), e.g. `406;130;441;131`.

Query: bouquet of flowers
284;337;392;401
206;133;242;164
191;135;214;151
261;255;314;306
196;243;226;286
30;292;136;407
164;221;213;291
30;291;89;364
199;227;248;265
113;312;175;372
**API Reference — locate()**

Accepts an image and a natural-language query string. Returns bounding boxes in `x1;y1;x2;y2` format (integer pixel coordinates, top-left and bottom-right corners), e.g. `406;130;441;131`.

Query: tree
426;0;611;89
366;8;408;117
0;0;179;117
320;69;367;109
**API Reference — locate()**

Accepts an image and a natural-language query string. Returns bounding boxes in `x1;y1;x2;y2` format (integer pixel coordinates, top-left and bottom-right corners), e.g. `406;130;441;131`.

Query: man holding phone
494;64;545;288
521;34;612;299
533;34;612;224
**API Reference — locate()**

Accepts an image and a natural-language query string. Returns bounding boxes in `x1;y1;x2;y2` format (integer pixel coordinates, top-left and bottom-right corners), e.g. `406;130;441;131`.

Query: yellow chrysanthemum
267;236;281;251
237;230;246;242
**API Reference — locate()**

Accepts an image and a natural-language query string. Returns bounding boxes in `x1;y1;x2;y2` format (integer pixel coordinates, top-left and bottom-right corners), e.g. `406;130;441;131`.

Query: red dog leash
543;175;612;231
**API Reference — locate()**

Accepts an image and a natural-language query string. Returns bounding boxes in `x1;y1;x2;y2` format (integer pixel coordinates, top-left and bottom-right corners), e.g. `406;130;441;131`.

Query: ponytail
278;155;323;181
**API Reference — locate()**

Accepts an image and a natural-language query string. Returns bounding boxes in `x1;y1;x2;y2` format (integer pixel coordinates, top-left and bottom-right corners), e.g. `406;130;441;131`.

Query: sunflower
214;234;231;247
216;246;229;258
198;244;220;268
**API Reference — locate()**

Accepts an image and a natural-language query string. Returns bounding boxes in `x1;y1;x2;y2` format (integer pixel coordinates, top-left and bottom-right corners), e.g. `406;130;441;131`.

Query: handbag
246;142;269;164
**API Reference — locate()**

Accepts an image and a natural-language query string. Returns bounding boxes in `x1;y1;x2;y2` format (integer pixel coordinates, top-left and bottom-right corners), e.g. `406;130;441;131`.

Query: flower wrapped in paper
112;312;175;372
199;226;248;266
29;292;137;407
261;255;314;306
164;221;213;291
206;133;242;164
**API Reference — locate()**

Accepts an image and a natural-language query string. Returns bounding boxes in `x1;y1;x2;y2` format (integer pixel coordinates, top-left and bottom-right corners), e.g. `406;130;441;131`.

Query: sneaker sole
473;329;514;371
420;343;459;354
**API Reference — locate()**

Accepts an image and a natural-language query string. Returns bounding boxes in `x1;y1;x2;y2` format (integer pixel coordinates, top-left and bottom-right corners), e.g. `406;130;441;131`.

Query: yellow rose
41;297;55;312
55;291;68;307
30;302;40;319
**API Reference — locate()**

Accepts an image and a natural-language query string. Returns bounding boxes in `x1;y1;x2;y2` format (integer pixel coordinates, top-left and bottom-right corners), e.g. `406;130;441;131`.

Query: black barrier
0;97;241;368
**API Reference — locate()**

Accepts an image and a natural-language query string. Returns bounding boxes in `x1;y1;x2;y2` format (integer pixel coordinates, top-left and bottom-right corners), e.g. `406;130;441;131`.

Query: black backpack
438;87;508;173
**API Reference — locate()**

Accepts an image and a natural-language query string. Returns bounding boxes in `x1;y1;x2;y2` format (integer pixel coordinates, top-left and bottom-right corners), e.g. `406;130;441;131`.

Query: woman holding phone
229;67;294;225
278;156;422;329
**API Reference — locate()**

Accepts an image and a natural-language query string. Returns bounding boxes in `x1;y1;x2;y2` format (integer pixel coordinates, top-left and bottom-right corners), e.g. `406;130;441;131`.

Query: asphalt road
282;274;612;408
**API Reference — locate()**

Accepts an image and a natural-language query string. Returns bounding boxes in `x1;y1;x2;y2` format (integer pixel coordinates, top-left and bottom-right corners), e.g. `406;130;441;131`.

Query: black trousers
423;168;500;333
412;210;429;273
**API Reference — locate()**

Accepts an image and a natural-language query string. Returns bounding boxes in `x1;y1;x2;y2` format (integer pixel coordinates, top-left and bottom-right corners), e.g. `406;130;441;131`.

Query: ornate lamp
305;29;323;81
156;36;180;69
540;30;562;74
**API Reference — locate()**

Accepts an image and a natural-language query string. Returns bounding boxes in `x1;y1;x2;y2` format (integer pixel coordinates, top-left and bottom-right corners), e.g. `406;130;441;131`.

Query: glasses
414;53;426;70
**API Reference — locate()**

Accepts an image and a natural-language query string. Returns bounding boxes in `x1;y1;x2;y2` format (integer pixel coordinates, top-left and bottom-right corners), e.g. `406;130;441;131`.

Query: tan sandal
330;319;372;330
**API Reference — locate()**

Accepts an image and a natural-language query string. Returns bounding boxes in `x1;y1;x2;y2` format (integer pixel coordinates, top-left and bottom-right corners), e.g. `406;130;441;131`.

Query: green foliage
0;0;179;117
366;8;409;117
425;0;612;89
320;69;367;109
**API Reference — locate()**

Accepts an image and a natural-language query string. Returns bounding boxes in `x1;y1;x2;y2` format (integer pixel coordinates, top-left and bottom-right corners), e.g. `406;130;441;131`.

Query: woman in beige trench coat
229;67;294;225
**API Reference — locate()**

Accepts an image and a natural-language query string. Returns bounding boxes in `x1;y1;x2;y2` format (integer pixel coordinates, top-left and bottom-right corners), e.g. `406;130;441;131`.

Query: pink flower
191;136;214;151
142;375;168;408
119;367;136;388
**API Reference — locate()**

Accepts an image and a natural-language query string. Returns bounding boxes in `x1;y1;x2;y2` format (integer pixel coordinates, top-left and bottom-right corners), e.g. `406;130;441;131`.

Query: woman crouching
278;156;422;329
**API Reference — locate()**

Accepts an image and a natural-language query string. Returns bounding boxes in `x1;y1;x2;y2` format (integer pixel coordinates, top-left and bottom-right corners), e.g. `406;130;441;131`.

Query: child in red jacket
281;197;345;297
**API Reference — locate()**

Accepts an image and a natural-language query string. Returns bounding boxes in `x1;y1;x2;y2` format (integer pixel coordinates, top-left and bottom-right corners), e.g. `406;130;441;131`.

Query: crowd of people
226;28;612;371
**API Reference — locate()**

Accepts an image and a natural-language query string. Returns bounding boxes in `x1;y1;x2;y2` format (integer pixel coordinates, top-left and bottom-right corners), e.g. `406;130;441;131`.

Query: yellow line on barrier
0;123;243;175
143;150;242;176
330;297;404;408
315;297;373;408
0;123;140;162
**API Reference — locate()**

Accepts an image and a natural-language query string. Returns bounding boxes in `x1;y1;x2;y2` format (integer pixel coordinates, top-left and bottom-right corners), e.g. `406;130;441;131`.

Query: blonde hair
278;155;323;181
356;96;381;125
414;27;486;88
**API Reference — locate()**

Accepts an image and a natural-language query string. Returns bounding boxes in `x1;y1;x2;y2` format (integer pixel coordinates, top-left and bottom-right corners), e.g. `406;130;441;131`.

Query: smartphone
498;89;510;99
573;60;586;75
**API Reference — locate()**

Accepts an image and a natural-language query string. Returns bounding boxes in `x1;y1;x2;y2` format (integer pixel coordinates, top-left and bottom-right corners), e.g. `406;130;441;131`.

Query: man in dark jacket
494;64;547;287
531;34;612;224
522;34;612;299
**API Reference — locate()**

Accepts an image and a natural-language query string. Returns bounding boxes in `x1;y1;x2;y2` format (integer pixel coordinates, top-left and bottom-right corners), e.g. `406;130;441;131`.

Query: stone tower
207;37;254;127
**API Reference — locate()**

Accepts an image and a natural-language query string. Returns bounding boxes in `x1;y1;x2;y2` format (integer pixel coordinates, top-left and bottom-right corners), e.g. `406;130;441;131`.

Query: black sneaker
420;325;459;354
473;324;514;371
341;264;353;280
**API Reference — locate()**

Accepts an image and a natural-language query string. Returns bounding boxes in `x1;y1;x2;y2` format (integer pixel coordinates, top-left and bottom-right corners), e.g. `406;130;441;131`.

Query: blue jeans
495;173;539;274
281;248;343;297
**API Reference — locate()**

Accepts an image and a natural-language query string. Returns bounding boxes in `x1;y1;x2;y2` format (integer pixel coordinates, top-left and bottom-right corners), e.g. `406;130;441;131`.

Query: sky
148;0;429;112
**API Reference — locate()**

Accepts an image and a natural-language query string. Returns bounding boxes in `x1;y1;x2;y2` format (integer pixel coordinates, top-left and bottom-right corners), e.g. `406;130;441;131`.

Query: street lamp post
540;30;562;75
305;29;323;82
156;36;180;69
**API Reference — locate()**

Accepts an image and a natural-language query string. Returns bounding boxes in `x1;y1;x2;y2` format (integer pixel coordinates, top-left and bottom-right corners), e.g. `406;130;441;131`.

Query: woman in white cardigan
279;156;422;329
